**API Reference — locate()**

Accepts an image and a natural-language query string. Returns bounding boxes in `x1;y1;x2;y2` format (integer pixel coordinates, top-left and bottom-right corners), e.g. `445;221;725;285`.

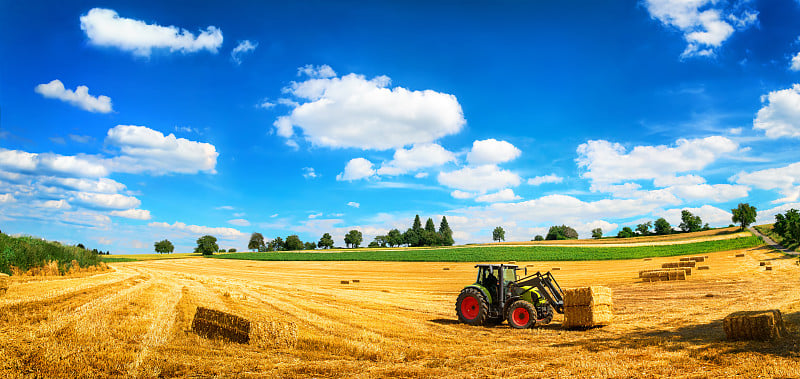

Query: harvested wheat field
1;244;799;378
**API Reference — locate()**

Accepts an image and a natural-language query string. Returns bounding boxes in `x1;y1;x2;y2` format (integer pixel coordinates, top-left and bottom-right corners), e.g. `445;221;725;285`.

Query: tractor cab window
477;266;499;289
503;267;517;284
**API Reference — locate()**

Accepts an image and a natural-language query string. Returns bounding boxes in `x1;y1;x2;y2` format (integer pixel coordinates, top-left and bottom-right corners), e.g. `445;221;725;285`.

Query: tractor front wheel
507;300;537;329
456;288;489;326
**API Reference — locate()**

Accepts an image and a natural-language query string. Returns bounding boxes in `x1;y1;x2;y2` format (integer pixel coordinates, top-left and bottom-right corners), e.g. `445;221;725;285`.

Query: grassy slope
0;233;102;274
754;224;799;251
213;236;763;262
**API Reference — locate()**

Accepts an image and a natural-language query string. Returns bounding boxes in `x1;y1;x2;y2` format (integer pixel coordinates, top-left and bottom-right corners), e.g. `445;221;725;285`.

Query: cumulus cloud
274;69;465;150
753;84;800;138
110;208;151;220
450;190;474;199
658;205;732;227
791;53;800;72
106;125;218;175
80;8;223;57
230;40;257;64
475;189;521;203
227;218;250;226
0;193;15;203
527;174;564;186
298;64;337;78
73;192;141;210
347;201;360;208
35;80;112;113
734;161;800;203
303;167;318;179
336;158;375;181
377;144;456;176
438;165;521;193
38;199;71;209
466;139;521;165
149;221;244;238
0;148;109;178
46;177;126;194
643;0;757;58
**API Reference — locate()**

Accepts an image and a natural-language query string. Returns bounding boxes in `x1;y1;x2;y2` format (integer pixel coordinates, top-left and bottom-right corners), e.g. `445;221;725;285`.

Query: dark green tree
617;227;635;238
412;215;422;233
269;236;285;251
425;218;436;233
304;242;317;250
679;210;702;232
591;228;603;239
344;230;363;248
368;241;380;248
374;235;388;248
248;232;265;252
420;230;441;246
285;235;304;251
228;248;236;252
403;228;419;247
438;216;454;246
386;229;403;247
194;235;218;255
493;226;505;242
318;233;334;249
636;221;652;236
546;225;578;240
154;239;174;254
654;217;672;235
534;235;544;241
731;203;757;230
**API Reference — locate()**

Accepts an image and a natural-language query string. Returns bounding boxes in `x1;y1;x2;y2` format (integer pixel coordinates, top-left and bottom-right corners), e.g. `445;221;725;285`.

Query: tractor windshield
503;267;517;284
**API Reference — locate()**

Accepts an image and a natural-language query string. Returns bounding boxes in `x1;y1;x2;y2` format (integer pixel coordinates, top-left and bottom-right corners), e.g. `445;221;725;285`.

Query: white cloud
466;139;521;165
258;100;276;109
347;202;360;208
302;167;318;179
275;70;465;150
69;134;93;143
643;0;756;58
576;136;738;186
227;218;250;226
667;183;749;202
377;144;456;176
46;177;126;194
106;125;218;175
791;53;800;72
149;221;244;238
757;202;800;225
80;8;223;57
231;40;257;64
0;148;109;178
73;192;141;210
297;64;337;78
652;174;706;187
414;172;429;179
658;205;732;227
0;193;15;203
110;208;151;220
527;174;564;186
438;165;521;193
753;84;800;138
308;212;323;219
336;158;375;181
450;190;474;199
35;80;112;113
215;205;235;210
734;161;800;203
39;199;72;210
475;189;521;203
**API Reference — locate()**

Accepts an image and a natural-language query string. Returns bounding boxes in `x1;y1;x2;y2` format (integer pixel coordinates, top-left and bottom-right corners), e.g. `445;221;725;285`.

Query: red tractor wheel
455;288;489;326
507;300;537;329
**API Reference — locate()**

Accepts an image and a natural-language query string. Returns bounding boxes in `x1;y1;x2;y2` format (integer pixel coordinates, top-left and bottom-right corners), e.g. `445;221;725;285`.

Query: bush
228;248;237;253
617;227;635;238
533;235;544;241
546;225;578;240
0;233;102;275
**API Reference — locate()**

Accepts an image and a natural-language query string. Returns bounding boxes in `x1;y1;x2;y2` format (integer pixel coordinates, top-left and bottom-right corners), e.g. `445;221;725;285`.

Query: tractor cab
474;264;520;304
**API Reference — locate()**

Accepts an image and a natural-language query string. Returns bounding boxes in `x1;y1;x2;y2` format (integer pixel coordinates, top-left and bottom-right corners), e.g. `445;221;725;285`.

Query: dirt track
1;244;799;378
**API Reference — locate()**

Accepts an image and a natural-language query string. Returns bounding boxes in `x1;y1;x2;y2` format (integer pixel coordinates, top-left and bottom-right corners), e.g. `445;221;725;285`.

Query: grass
754;224;799;252
213;236;764;262
0;233;102;275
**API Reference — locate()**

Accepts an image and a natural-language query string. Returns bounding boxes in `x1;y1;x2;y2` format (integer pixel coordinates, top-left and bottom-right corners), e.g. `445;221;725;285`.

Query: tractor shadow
428;318;460;325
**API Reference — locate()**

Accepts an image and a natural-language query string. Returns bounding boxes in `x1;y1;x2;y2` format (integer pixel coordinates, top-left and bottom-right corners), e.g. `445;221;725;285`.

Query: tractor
455;264;565;328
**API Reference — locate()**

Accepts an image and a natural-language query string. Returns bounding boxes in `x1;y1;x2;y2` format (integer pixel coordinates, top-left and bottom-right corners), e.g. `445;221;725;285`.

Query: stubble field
1;244;799;378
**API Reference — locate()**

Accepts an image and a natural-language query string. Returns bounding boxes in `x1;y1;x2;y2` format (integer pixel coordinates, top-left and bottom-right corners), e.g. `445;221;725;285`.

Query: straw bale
662;261;695;269
564;286;613;307
551;268;561;271
765;266;773;271
643;258;652;261
340;280;349;284
442;268;450;271
191;307;251;344
563;305;613;329
735;253;745;257
352;279;360;283
697;266;710;270
759;262;766;266
641;270;685;281
723;310;785;341
680;256;706;263
638;268;690;278
251;320;298;348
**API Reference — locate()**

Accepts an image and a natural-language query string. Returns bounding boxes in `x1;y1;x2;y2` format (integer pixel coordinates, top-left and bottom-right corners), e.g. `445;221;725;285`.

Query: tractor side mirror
524;267;528;275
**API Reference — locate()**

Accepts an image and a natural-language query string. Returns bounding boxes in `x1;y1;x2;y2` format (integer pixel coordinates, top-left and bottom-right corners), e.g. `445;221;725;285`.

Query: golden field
1;244;798;378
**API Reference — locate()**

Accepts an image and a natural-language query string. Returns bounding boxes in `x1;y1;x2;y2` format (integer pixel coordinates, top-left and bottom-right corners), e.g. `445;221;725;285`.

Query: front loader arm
512;271;565;314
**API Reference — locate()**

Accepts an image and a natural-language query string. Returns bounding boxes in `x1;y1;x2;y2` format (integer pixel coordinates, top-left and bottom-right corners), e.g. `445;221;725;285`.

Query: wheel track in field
127;277;184;377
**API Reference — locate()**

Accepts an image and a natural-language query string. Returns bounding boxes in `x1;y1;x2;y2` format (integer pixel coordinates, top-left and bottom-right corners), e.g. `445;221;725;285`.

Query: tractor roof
474;264;519;269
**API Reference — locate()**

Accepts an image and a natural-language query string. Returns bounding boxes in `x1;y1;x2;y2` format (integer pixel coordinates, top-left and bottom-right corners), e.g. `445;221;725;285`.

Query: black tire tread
455;288;489;326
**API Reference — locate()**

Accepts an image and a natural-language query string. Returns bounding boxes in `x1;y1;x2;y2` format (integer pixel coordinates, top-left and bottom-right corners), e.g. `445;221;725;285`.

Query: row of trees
773;209;800;244
369;215;454;248
248;233;318;251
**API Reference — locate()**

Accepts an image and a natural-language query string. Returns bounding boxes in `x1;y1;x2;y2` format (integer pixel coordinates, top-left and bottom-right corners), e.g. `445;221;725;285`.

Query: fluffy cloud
377;144;456;176
658;205;732;227
450;190;474;199
73;192;141;210
643;0;756;58
475;189;521;203
466;139;521;165
438;165;521;193
576;136;738;186
0;148;109;178
80;8;223;57
347;201;360;208
336;158;375;181
230;40;257;64
0;193;15;203
39;199;72;210
527;174;564;186
46;177;126;194
753;84;800;138
227;218;250;226
297;64;337;78
149;221;244;238
303;167;318;179
35;80;112;113
734;161;800;203
106;125;218;175
274;70;465;150
792;53;800;72
110;208;151;220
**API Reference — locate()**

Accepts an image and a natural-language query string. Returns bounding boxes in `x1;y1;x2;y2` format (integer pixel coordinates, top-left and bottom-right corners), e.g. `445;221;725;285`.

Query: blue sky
2;0;800;253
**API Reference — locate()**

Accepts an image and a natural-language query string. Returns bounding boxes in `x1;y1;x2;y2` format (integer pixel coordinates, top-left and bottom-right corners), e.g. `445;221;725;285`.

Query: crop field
1;240;799;378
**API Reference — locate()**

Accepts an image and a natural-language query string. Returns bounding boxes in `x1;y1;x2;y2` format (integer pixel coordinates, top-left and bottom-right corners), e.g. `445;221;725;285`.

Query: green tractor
455;264;565;328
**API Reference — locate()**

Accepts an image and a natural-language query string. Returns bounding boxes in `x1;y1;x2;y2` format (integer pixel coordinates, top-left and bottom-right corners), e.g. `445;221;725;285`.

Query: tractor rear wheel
507;300;537;329
456;288;489;326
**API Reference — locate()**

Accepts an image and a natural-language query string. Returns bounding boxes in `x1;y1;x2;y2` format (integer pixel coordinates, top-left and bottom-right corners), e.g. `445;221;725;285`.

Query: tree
77;243;86;250
617;227;635;238
219;249;226;253
438;216;454;246
318;233;334;249
731;203;757;230
248;232;265;252
304;242;316;250
546;225;578;240
679;210;702;232
228;248;236;252
420;230;441;246
154;239;174;254
344;230;363;248
591;228;603;239
775;209;800;243
285;235;304;251
374;235;388;248
368;241;380;248
194;235;218;255
412;215;422;233
403;228;419;247
269;237;285;251
654;217;672;235
493;226;505;242
386;229;403;247
424;218;436;233
636;221;652;236
534;235;544;241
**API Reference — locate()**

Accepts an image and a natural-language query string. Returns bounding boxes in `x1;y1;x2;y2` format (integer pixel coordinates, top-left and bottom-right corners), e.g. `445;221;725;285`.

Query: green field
213;236;764;262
